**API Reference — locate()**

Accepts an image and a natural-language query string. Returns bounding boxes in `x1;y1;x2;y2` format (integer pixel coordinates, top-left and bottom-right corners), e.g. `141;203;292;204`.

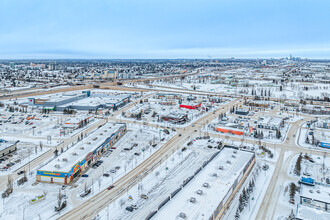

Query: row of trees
235;179;256;219
41;108;52;114
63;108;76;115
305;134;317;146
251;88;272;97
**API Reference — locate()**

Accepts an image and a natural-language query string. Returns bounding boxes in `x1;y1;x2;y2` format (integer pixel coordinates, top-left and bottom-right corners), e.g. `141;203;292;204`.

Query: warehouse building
216;127;245;136
28;91;89;109
313;129;330;149
62;115;94;130
36;123;126;184
235;109;249;116
301;105;330;115
0;139;19;158
257;117;284;130
155;93;181;99
155;147;255;220
316;118;330;129
28;91;130;111
179;103;201;110
161;113;188;124
299;184;330;212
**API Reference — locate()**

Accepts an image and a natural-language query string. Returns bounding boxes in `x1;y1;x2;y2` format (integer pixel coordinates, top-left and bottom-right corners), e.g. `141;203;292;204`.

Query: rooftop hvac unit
179;213;186;219
55;164;60;168
190;197;196;203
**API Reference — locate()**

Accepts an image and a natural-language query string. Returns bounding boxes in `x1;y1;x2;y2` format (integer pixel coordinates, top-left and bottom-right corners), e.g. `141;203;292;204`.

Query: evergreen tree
238;194;244;212
305;136;309;144
235;209;240;219
293;153;302;176
242;188;247;205
248;181;253;193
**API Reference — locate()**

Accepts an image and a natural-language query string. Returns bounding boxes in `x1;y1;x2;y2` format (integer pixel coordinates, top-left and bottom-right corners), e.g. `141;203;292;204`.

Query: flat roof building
28;91;130;111
62;115;94;130
300;184;330;212
36;123;126;184
235;109;249;115
0;139;19;158
257;117;284;130
154;147;255;220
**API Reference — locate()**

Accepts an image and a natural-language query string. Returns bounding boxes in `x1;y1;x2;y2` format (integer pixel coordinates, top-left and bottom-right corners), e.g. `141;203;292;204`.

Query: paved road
1;81;329;219
0;94;152;191
58;99;241;220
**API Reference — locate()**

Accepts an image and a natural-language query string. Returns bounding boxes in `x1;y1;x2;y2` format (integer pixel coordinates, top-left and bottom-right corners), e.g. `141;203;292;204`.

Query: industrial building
257;117;284;130
316;118;330;129
299;183;330;212
179;103;201;110
246;100;270;108
216;127;245;136
155;93;181;99
313;129;330;149
36;123;126;184
28;91;89;109
161;113;188;124
28;91;131;111
154;147;255;220
301;105;330;115
235;109;249;115
0;139;19;158
209;97;228;103
62;115;94;130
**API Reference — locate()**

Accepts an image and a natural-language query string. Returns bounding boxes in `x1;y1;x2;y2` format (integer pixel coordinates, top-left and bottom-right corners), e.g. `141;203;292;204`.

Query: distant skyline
1;0;330;59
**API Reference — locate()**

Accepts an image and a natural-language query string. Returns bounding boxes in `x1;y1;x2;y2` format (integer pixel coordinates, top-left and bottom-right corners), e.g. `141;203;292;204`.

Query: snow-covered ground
88;139;220;220
0;123;176;220
155;148;254;220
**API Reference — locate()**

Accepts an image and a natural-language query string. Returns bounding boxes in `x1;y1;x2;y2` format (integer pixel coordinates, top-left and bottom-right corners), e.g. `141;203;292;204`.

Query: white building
257;117;284;130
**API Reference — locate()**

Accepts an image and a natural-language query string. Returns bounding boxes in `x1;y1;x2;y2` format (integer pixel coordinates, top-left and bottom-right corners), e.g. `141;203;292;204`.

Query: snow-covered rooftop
300;184;330;204
155;147;254;220
296;204;330;220
0;139;17;151
39;123;124;173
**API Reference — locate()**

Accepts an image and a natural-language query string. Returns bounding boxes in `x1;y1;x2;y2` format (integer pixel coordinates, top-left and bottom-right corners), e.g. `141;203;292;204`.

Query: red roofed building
179;103;201;110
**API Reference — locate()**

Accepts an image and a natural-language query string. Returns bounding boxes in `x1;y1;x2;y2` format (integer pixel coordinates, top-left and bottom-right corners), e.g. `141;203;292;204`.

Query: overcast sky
1;0;330;59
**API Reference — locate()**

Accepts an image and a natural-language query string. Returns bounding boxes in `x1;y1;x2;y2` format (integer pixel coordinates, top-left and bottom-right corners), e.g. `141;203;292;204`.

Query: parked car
126;206;134;212
17;170;25;175
110;169;116;173
107;185;114;190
